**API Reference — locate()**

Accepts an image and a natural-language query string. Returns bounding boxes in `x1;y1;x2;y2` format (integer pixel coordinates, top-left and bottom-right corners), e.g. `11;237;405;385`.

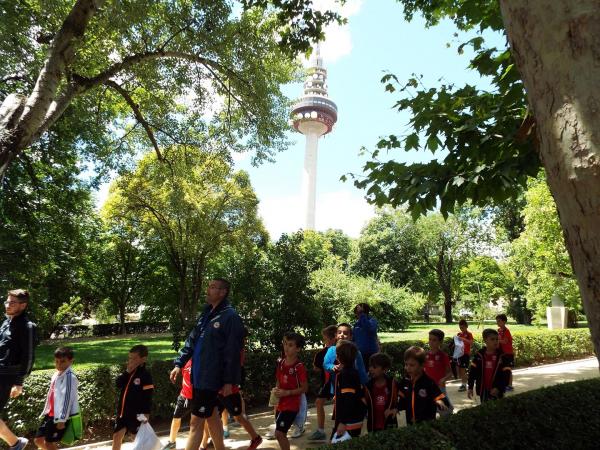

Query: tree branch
104;79;162;160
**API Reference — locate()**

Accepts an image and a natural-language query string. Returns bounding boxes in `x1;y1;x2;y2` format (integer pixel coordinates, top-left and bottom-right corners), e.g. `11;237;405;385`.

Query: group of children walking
32;314;514;449
269;314;515;445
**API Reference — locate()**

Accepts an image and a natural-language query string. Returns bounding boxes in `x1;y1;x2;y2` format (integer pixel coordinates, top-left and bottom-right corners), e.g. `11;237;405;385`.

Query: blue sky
233;0;505;238
95;0;505;239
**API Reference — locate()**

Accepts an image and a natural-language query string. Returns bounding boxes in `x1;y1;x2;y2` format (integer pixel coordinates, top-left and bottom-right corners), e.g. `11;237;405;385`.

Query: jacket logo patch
213;322;220;328
134;378;141;385
418;389;427;398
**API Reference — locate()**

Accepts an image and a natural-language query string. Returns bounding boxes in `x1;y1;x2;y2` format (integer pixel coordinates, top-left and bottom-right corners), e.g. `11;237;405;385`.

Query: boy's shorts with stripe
35;415;67;442
275;410;298;433
113;415;141;434
173;394;192;418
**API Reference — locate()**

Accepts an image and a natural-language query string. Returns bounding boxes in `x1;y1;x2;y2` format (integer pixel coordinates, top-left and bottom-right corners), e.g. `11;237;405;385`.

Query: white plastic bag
132;421;162;450
452;335;464;359
331;431;352;444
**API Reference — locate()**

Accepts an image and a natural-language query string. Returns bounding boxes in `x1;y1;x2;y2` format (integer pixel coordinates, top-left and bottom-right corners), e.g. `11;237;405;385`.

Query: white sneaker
291;425;305;439
264;424;276;440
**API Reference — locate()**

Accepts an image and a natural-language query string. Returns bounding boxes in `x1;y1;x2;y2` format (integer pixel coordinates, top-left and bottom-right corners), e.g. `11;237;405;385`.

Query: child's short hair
369;352;392;370
404;346;426;365
496;313;508;322
130;344;149;358
54;347;74;359
482;328;499;340
284;331;306;349
429;329;445;341
322;325;337;340
458;319;468;327
337;322;352;334
336;340;357;367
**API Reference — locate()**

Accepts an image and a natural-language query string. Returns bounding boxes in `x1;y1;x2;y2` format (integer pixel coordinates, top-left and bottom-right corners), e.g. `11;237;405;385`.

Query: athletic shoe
264;424;276;439
247;435;263;450
505;386;514;392
308;429;327;441
223;429;230;438
291;425;305;438
10;438;28;450
458;385;466;392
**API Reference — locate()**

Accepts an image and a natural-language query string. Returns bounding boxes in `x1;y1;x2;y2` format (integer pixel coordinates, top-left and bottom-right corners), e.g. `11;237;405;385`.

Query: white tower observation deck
290;46;338;230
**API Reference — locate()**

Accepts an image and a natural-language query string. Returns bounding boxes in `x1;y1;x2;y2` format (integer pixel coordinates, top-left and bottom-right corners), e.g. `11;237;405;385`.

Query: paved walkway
71;357;599;450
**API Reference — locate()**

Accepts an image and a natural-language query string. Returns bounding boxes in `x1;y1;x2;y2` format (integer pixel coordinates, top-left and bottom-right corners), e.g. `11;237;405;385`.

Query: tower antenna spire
290;43;338;230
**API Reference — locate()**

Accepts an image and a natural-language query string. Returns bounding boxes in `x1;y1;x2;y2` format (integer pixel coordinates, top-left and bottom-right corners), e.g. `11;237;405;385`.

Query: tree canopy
0;0;341;178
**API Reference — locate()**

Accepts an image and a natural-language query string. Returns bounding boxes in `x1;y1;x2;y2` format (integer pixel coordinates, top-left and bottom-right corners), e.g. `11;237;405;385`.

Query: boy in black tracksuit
331;340;366;440
365;353;398;432
398;346;448;425
113;345;154;450
468;329;511;403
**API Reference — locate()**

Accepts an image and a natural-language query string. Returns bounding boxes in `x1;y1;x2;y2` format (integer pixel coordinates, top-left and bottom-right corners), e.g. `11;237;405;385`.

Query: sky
96;0;505;240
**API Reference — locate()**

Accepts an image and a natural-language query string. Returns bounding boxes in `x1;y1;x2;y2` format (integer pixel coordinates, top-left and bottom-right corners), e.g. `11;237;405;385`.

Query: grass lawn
35;334;178;371
379;321;551;342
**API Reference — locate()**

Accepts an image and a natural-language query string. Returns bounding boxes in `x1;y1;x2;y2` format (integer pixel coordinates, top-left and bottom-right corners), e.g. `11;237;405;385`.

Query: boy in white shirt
34;347;79;450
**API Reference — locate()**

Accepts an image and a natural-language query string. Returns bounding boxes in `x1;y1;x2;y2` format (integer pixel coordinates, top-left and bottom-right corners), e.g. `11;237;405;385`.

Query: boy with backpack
365;353;398;432
468;329;512;402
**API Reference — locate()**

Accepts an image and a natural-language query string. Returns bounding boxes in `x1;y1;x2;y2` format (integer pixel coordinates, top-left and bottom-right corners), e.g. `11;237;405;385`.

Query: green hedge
2;328;594;438
317;378;600;449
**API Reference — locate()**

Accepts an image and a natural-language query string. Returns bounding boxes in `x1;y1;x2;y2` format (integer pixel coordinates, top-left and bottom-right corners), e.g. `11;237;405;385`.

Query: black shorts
219;392;243;417
35;415;67;442
173;395;192;419
191;388;219;418
317;381;333;400
456;354;470;369
275;410;298;433
113;416;141;435
504;354;515;367
0;378;13;413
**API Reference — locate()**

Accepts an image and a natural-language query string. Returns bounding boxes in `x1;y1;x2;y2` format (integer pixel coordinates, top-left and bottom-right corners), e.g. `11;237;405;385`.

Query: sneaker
505;386;514;392
223;429;231;438
162;442;177;450
291;425;305;439
264;424;276;440
308;429;327;441
458;385;466;392
247;435;263;450
10;438;28;450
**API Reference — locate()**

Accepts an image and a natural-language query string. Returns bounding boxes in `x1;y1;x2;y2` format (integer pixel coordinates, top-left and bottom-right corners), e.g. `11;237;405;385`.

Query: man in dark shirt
0;289;37;450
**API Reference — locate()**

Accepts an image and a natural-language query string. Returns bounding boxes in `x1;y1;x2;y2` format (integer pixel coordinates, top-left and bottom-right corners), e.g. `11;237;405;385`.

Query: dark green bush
317;378;600;450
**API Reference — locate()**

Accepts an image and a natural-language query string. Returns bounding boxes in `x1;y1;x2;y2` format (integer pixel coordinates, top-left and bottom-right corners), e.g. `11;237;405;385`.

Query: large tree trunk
500;0;600;369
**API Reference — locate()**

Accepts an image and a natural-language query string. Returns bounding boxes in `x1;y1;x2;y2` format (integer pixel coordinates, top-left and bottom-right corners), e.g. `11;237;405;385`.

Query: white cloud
310;0;363;63
258;188;374;239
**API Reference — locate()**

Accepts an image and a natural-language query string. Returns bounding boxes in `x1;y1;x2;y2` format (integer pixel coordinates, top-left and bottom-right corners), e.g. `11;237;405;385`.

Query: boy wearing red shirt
496;314;514;391
456;320;474;392
273;332;308;450
365;353;398;432
163;359;193;450
468;329;512;402
425;329;453;415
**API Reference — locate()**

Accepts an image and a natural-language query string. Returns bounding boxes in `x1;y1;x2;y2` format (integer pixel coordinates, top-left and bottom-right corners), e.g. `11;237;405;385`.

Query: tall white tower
290;46;338;230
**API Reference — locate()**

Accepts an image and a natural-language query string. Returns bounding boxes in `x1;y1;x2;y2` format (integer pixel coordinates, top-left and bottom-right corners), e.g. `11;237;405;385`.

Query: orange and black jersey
365;375;398;432
115;364;153;418
398;373;446;424
332;367;366;430
468;348;511;397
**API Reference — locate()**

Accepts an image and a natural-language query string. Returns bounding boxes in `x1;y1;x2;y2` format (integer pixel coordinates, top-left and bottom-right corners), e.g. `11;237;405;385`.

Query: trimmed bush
317;378;600;449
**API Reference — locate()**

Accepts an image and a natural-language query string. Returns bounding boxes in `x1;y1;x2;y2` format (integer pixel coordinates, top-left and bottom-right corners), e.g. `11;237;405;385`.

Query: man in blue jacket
352;303;379;368
170;279;244;450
